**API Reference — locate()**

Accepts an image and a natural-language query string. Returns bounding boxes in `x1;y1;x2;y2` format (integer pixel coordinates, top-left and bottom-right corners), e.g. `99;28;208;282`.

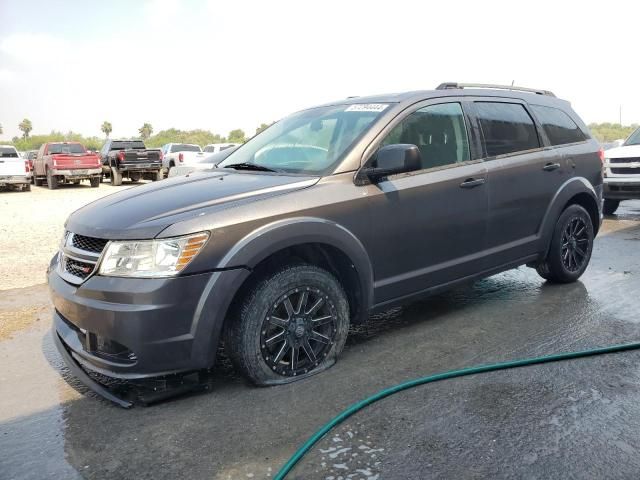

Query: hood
604;144;640;159
66;170;319;239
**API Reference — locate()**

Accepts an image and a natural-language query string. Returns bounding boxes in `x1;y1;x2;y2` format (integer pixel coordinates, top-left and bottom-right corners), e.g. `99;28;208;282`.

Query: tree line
1;119;275;152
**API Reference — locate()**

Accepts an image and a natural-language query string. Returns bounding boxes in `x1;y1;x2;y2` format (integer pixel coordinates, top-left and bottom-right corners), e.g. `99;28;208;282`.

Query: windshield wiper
223;162;279;172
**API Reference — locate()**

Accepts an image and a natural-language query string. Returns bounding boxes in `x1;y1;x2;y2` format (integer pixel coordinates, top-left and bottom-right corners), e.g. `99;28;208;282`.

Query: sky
0;0;639;140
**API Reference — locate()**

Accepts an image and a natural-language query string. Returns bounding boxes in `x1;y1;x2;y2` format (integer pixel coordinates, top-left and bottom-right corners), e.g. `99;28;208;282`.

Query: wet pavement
1;201;640;480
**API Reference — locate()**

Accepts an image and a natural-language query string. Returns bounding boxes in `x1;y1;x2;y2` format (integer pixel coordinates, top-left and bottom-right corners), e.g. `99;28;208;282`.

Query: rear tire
46;169;58;190
536;204;594;283
603;199;619;215
224;264;350;385
154;169;164;181
110;167;122;186
23;183;31;192
90;177;100;188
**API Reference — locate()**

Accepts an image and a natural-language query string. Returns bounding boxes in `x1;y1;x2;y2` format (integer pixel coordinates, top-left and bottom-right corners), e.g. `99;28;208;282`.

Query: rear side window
530;105;586;146
111;141;146;150
48;143;85;154
475;102;540;157
171;144;201;153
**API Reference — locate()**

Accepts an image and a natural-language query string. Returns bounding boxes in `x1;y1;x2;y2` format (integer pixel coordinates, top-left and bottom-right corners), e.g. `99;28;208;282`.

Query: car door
469;99;566;267
363;100;489;304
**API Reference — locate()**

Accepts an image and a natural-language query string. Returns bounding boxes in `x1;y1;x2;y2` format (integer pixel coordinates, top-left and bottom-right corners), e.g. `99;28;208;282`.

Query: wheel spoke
290;346;299;372
310;330;330;344
311;314;334;326
302;339;317;362
283;297;295;318
306;297;324;316
576;238;589;244
575;246;586;258
296;291;309;315
265;330;285;345
574;225;585;237
268;316;288;329
273;339;289;364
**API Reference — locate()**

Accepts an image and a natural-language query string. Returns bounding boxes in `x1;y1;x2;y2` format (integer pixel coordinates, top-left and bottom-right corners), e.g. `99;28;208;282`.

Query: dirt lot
1;196;640;480
0;181;143;291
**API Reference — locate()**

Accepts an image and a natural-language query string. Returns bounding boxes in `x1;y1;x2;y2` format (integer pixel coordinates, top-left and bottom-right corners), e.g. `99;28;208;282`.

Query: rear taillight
179;153;184;163
24;160;29;173
159;151;164;161
117;151;125;162
598;148;605;165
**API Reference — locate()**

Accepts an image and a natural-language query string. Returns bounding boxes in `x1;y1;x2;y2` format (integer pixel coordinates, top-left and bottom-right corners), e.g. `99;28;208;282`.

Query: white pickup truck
603;127;640;214
0;145;30;191
161;143;207;173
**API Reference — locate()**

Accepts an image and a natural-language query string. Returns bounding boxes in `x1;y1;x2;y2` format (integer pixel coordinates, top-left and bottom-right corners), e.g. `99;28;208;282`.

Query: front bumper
603;176;640;200
0;175;29;185
48;256;249;380
52;168;102;179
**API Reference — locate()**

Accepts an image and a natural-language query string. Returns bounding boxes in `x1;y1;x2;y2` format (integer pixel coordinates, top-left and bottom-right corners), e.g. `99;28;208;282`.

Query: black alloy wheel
260;287;337;377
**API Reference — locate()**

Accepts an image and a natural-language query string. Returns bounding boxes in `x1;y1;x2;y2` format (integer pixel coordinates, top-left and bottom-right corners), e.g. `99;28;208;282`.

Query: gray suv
49;83;603;401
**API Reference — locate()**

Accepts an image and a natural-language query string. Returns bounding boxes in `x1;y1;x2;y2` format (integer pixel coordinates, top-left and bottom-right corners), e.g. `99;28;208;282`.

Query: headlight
98;232;209;278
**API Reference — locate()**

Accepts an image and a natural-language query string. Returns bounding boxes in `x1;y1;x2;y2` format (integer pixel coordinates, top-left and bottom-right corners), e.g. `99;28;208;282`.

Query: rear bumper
48;255;250;380
603;177;640;199
0;175;29;185
118;163;162;172
52;168;102;178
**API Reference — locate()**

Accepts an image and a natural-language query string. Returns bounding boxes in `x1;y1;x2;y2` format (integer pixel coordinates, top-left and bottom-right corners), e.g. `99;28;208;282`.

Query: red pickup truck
34;142;102;189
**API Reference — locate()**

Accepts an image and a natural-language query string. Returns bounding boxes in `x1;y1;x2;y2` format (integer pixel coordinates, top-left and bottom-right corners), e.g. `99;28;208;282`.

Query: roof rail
436;82;556;97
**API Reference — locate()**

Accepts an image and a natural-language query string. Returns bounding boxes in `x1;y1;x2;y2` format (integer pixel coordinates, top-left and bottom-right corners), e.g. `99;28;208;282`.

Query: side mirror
364;144;422;182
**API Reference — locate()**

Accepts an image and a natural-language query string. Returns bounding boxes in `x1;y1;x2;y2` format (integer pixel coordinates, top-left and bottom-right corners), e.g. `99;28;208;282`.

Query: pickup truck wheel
46;169;58;190
90;177;100;188
224;264;350;385
23;183;31;192
154;169;164;181
536;204;594;283
110;167;122;186
603;199;619;215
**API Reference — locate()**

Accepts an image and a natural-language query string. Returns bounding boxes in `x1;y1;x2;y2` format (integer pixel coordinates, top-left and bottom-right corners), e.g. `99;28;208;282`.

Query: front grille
611;168;640;175
610;157;640;164
608;185;640;192
71;234;108;254
65;257;95;279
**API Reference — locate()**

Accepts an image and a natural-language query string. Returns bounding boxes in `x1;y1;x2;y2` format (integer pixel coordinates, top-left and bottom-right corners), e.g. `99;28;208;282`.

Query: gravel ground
0;180;145;290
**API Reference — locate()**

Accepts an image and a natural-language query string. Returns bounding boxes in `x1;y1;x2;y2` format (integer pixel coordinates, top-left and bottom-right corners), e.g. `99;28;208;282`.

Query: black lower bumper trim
54;331;133;409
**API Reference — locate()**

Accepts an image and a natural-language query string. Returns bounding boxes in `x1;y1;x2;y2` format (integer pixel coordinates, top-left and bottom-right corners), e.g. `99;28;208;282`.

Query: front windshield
624;128;640;146
219;103;389;175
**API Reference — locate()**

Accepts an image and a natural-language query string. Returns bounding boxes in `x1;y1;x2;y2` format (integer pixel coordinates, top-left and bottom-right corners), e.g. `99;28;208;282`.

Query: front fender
218;217;374;319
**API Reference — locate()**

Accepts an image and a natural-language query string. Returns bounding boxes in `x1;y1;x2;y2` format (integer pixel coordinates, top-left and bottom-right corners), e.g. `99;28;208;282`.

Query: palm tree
138;123;153;140
101;121;112;138
18;119;32;139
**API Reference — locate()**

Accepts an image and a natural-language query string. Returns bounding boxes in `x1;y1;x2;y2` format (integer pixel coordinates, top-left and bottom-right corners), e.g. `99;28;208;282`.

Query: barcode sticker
345;104;388;113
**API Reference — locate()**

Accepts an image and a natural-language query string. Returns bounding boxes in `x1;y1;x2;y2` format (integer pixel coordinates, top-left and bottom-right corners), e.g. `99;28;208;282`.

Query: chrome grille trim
58;232;110;285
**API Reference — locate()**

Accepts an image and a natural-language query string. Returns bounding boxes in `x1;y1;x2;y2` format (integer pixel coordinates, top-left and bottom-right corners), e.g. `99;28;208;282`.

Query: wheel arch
539;177;601;257
218;217;374;324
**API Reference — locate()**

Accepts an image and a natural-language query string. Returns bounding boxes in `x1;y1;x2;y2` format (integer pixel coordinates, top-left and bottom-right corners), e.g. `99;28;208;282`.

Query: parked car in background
25;150;38;183
100;139;163;186
203;143;239;154
0;145;30;191
161;143;207;172
51;83;603;404
602;127;640;214
168;146;239;178
33;142;101;189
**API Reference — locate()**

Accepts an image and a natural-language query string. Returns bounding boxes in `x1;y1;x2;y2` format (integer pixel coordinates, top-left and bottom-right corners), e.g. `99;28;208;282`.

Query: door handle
543;162;561;171
459;177;486;189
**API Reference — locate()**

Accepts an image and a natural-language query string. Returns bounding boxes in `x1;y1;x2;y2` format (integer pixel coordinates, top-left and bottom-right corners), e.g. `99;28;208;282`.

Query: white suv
0;145;30;192
603;127;640;214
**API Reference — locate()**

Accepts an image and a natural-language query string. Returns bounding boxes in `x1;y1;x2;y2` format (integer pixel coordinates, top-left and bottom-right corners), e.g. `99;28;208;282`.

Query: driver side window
382;103;470;171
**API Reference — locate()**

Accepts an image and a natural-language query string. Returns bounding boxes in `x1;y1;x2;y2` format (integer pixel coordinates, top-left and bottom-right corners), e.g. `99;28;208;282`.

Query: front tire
536;204;594;283
224;265;350;385
90;177;100;188
603;199;619;215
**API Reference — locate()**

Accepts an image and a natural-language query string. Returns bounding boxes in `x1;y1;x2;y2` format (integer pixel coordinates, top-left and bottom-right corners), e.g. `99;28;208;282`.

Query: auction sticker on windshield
345;104;388;112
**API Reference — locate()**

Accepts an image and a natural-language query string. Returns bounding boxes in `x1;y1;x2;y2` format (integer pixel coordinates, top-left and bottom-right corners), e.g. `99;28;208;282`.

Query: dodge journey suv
50;83;603;404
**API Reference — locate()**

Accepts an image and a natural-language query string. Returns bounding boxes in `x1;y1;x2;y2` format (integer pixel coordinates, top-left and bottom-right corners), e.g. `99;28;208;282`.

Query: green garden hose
274;341;640;479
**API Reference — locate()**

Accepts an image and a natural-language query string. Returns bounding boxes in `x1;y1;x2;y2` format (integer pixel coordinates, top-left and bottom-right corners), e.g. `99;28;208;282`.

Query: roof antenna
510;80;515;89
